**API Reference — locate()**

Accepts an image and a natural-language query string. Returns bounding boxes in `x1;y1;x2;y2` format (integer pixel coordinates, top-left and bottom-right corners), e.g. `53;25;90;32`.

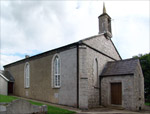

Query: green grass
29;101;76;114
145;102;150;106
0;94;76;114
0;94;18;102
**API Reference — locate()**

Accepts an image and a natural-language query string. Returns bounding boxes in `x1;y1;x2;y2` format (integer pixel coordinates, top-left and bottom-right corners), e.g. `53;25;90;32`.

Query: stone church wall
78;45;89;109
58;48;77;107
4;47;77;107
132;62;145;111
101;70;144;111
78;44;114;109
101;75;134;109
5;63;26;98
82;34;121;60
79;34;121;109
0;76;8;95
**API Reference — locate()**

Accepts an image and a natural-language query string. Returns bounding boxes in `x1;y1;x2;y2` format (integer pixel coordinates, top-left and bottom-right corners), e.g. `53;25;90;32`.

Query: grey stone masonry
4;47;77;107
0;99;47;114
101;72;144;111
79;45;89;109
85;46;113;108
82;34;121;60
78;40;116;109
58;48;77;107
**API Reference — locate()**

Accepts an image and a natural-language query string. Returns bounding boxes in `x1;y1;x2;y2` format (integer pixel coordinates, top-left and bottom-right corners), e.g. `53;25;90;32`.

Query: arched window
24;62;30;88
96;59;99;87
93;58;99;87
53;55;61;88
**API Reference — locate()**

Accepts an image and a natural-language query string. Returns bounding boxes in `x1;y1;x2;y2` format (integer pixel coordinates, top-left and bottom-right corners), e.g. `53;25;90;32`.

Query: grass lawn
145;102;150;106
0;94;18;102
0;94;76;114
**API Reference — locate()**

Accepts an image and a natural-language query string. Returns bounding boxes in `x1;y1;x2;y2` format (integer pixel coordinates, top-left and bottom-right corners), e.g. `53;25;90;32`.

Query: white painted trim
0;74;9;82
24;62;30;88
51;54;61;88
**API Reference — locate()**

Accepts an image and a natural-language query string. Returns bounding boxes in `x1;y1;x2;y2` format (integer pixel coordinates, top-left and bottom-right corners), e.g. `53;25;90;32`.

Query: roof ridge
80;33;104;42
108;58;139;63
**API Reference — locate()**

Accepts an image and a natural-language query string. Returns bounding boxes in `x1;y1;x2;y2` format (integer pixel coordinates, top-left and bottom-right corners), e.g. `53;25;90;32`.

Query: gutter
77;43;79;108
101;73;134;77
99;76;102;105
4;42;78;68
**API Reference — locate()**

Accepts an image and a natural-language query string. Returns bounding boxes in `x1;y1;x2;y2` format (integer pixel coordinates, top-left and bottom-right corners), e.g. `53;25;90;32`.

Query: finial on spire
103;2;106;14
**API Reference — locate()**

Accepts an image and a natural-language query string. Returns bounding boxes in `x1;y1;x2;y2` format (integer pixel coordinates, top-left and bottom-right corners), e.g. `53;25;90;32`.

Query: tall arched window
96;59;99;87
93;58;99;87
53;55;61;88
24;62;30;88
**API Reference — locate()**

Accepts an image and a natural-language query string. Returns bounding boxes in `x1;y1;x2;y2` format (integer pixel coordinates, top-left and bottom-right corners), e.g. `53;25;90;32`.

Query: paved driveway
12;96;150;114
75;107;150;114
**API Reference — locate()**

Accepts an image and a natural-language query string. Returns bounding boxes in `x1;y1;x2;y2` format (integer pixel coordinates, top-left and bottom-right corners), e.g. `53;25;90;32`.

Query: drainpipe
99;76;102;105
77;43;79;108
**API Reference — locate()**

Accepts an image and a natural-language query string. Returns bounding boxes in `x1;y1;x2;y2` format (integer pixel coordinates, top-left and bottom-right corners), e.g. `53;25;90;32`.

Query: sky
0;1;150;70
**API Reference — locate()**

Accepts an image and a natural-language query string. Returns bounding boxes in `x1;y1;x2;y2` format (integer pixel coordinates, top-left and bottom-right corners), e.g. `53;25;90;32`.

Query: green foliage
133;53;150;102
0;94;76;114
145;102;150;106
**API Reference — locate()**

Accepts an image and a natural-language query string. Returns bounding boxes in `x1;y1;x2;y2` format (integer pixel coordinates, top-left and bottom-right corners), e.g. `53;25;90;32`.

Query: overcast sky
0;1;149;70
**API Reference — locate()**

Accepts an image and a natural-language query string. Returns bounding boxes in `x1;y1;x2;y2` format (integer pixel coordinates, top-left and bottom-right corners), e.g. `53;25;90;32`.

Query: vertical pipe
99;76;102;105
77;44;79;108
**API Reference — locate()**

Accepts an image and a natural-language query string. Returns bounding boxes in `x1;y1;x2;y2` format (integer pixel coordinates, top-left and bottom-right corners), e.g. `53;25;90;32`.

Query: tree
133;53;150;102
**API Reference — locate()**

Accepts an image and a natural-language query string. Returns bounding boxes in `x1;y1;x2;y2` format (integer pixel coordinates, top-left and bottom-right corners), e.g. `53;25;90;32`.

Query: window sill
52;86;61;89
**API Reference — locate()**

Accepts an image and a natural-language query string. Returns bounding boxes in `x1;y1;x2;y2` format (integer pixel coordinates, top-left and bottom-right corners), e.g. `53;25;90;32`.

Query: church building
2;4;145;111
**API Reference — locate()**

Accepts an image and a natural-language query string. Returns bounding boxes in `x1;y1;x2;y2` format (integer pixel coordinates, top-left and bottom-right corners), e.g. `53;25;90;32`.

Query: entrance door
8;82;13;94
111;83;122;105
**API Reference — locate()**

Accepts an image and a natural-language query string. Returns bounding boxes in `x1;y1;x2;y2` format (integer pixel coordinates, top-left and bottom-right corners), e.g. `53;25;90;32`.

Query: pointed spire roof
103;2;106;14
98;2;111;19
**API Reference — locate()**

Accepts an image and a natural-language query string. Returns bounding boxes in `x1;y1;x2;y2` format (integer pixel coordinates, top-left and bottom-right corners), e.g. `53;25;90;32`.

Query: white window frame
24;62;30;88
52;54;61;88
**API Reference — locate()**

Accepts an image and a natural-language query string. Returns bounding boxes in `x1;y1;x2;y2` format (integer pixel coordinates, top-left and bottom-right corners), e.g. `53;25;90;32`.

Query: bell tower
98;3;112;39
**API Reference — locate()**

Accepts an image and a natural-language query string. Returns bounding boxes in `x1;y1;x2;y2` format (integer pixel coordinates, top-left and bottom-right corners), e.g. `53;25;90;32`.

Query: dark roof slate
0;70;15;82
101;58;139;76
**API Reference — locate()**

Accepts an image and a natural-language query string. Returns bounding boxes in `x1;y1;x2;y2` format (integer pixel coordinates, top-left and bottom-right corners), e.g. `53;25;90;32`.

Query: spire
98;2;112;38
103;2;106;14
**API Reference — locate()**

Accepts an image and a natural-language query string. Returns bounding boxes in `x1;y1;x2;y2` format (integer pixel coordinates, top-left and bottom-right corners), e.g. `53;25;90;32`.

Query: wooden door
8;82;13;94
111;83;122;105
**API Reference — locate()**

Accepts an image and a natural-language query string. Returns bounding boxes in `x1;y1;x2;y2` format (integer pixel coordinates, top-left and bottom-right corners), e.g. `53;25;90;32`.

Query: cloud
0;1;149;69
1;55;23;68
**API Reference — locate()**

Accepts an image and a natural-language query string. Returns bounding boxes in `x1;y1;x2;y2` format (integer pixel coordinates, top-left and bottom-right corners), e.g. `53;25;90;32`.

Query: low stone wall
0;99;47;114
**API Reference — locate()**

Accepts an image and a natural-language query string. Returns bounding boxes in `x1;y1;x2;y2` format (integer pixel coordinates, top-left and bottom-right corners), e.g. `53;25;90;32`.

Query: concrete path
11;96;150;114
76;107;150;114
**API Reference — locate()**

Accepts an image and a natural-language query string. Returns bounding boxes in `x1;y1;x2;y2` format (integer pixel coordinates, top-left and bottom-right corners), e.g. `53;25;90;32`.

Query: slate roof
0;70;15;82
101;58;139;76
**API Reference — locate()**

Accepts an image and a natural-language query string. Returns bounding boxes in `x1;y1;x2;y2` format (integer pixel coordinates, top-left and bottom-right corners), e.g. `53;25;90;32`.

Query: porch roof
0;70;15;82
101;58;139;77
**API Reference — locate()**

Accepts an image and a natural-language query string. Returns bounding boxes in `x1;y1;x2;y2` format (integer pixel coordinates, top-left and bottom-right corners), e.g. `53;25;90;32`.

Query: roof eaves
4;42;78;68
108;58;139;63
110;39;122;60
101;73;134;77
0;74;9;81
80;33;104;42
